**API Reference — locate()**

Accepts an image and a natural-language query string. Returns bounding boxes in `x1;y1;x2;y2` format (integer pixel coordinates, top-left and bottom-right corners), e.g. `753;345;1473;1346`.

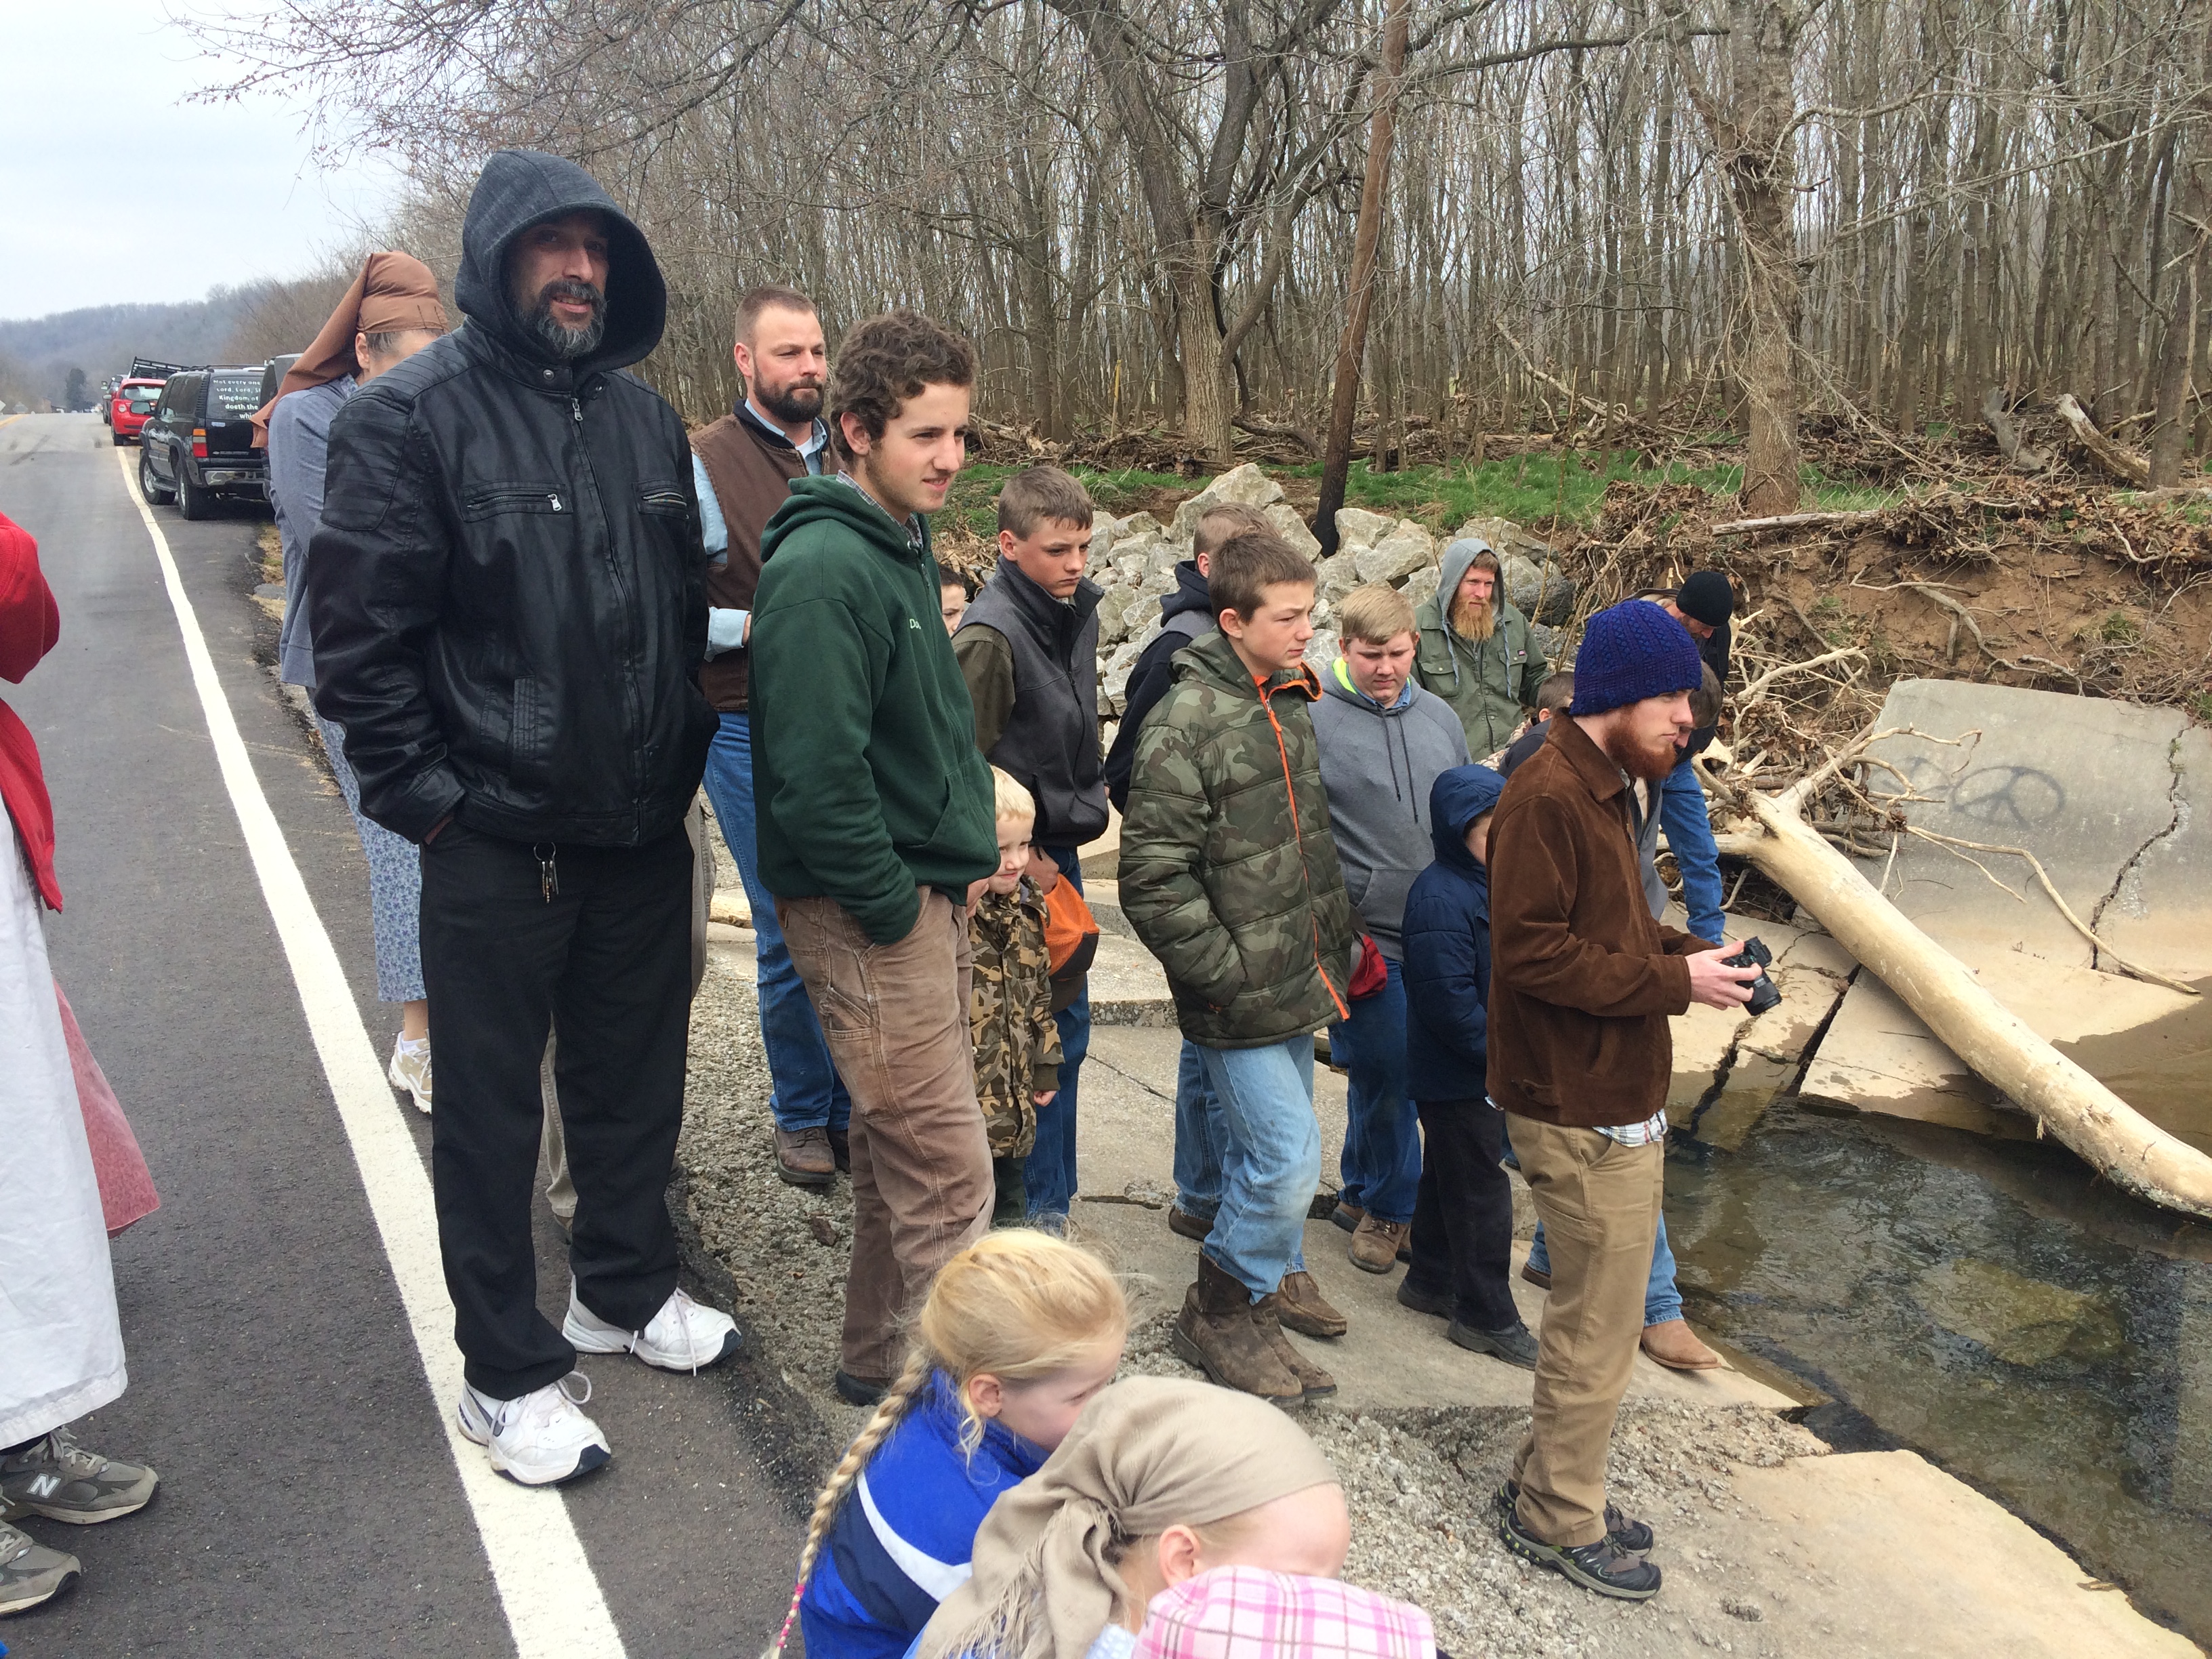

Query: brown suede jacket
1486;714;1700;1128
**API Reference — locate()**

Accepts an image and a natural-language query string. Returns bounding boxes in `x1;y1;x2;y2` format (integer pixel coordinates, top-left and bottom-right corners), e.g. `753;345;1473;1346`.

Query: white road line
117;450;628;1659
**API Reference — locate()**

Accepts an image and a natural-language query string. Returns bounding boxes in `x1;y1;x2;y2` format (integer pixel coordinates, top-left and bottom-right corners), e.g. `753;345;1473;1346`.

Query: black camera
1723;935;1782;1015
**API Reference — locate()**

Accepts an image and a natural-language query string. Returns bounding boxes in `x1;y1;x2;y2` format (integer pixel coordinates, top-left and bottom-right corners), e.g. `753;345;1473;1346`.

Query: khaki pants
779;888;990;1380
1509;1117;1664;1547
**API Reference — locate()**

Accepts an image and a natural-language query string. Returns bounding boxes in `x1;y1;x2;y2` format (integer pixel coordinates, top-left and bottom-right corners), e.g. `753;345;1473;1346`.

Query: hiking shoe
0;1431;157;1524
1496;1479;1654;1553
1395;1278;1453;1318
1254;1294;1337;1401
1349;1214;1410;1274
1521;1261;1552;1290
1641;1318;1723;1371
564;1284;740;1372
0;1521;79;1616
1277;1269;1348;1338
1450;1319;1541;1370
1500;1504;1662;1600
1330;1202;1365;1233
1168;1205;1213;1242
834;1370;890;1408
387;1036;432;1115
827;1128;851;1174
456;1374;610;1488
773;1126;836;1187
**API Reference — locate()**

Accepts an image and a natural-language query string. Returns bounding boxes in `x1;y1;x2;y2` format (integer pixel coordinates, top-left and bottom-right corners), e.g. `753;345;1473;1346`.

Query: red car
109;378;165;445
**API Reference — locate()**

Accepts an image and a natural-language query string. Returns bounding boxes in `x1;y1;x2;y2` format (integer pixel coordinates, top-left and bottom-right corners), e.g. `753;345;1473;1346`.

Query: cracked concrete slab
1803;680;2209;1136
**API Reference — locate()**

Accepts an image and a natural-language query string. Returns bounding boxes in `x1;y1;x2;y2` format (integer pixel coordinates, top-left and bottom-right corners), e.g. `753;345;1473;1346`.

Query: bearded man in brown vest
689;286;853;1187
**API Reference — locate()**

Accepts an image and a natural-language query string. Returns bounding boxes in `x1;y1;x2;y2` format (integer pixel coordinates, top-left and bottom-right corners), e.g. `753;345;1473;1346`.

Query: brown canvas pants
1509;1117;1665;1547
779;888;991;1380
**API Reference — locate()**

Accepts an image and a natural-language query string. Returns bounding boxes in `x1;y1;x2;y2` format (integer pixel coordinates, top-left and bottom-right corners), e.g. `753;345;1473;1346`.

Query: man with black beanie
1639;570;1737;947
1486;600;1761;1600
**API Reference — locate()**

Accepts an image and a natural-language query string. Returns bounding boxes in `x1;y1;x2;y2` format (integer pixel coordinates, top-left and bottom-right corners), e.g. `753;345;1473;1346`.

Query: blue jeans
1328;956;1420;1225
1023;846;1091;1218
1661;756;1725;945
699;712;850;1133
1175;1039;1303;1272
1195;1036;1319;1299
1528;1210;1683;1327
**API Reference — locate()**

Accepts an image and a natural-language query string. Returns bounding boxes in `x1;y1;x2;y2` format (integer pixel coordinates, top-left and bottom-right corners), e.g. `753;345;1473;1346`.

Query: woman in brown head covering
916;1376;1349;1659
263;252;447;1104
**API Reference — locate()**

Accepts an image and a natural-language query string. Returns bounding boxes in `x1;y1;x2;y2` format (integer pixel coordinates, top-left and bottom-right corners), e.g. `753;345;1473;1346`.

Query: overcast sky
0;0;406;321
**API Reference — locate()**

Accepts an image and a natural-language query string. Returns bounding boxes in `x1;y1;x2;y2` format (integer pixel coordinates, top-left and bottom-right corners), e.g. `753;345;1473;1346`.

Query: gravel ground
680;946;1830;1654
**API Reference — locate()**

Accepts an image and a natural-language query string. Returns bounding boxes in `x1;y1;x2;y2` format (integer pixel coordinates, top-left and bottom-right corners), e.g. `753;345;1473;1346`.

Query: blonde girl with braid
769;1230;1128;1659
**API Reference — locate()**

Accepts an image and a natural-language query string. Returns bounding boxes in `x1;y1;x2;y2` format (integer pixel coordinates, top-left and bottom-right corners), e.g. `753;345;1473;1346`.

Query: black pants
419;821;693;1398
1406;1097;1518;1332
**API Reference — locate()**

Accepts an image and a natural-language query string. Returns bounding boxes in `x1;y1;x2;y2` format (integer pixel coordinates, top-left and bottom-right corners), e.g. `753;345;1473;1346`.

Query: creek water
1666;1099;2212;1645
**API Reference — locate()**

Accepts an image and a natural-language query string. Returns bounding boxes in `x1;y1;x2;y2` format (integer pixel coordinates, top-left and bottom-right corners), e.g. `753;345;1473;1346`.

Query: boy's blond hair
766;1232;1127;1656
1336;583;1418;647
991;765;1036;827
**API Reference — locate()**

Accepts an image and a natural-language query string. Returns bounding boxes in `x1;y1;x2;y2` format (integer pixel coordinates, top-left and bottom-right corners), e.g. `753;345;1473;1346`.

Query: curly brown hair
827;309;977;464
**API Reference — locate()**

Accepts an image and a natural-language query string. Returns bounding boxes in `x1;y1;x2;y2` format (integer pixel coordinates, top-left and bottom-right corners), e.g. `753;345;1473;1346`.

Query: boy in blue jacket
1395;764;1539;1368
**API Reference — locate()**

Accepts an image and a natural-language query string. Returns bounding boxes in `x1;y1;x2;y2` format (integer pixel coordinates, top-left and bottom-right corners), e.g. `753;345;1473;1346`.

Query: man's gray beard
529;306;605;360
758;380;823;425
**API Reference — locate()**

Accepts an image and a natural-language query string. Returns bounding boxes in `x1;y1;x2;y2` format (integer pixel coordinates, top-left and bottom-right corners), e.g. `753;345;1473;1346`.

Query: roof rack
128;357;191;380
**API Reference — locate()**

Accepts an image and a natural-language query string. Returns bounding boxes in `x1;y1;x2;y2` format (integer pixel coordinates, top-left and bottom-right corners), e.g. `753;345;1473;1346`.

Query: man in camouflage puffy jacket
1121;530;1358;1408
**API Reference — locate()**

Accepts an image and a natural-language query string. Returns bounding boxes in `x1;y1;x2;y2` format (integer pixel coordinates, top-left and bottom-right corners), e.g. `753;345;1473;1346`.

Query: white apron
0;827;125;1444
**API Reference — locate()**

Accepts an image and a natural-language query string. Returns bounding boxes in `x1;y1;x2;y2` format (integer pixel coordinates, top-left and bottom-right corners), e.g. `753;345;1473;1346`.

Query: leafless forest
202;0;2212;508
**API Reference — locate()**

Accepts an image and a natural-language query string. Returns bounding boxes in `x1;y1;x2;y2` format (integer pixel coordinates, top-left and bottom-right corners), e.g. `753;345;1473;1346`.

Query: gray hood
1433;536;1502;622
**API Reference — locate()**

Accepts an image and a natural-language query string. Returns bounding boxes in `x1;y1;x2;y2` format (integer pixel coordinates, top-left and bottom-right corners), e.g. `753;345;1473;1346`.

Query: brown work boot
773;1126;836;1187
1168;1206;1212;1242
1277;1269;1348;1338
1170;1256;1304;1408
1254;1293;1337;1400
1641;1318;1723;1371
1349;1214;1410;1275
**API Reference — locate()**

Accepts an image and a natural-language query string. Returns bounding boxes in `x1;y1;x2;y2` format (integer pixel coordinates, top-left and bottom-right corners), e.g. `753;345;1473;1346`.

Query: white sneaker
562;1284;741;1373
388;1037;432;1115
455;1373;610;1487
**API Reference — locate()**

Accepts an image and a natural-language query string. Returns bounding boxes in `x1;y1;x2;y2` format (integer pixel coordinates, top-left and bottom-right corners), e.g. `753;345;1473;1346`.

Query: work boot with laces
1170;1254;1303;1408
1349;1213;1410;1273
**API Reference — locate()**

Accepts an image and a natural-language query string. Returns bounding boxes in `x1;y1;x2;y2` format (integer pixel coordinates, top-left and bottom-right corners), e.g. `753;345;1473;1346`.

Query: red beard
1601;722;1682;782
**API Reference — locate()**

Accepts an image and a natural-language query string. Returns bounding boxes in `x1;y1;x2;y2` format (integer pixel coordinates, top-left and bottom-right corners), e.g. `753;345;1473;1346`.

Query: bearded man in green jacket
749;310;1000;1406
1414;536;1549;757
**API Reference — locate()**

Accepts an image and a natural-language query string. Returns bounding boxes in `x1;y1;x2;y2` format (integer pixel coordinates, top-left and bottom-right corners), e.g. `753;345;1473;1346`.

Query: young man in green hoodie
748;310;1001;1405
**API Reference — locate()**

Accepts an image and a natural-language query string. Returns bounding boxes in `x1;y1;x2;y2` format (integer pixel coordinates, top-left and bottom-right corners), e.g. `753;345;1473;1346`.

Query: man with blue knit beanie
1486;600;1763;1601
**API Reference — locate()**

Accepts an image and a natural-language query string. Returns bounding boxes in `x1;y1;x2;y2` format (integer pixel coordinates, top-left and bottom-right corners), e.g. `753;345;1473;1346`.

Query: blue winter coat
800;1371;1048;1659
1402;764;1507;1103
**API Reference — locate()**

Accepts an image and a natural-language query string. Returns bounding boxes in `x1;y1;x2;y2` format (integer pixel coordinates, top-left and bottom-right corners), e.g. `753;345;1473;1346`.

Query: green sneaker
0;1520;80;1616
0;1431;159;1525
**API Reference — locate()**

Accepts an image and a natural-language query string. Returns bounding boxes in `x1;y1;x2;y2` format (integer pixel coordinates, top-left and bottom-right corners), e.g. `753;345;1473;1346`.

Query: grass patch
2100;609;2143;646
942;461;1187;543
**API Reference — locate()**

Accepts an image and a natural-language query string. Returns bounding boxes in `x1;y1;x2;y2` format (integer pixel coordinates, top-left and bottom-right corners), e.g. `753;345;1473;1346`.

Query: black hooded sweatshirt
308;148;714;846
1103;559;1214;812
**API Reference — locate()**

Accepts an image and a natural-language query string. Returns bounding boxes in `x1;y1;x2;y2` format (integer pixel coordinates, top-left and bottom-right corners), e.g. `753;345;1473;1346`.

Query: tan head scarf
918;1377;1340;1659
249;251;448;445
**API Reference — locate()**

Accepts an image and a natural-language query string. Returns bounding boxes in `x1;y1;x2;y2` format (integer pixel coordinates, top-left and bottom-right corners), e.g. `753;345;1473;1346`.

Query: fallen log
2053;393;2152;485
1712;508;1887;536
1709;735;2212;1221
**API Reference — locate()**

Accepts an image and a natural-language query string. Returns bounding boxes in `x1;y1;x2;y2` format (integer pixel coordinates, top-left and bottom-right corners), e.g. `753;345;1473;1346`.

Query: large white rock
1315;550;1362;604
1304;628;1340;669
1101;638;1147;714
1088;511;1116;566
1354;521;1437;586
1168;464;1284;541
1263;501;1324;562
1334;507;1395;554
1450;514;1551;559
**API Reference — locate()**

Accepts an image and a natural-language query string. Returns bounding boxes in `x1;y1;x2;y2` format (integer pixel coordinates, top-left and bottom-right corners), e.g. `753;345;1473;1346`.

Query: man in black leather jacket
309;148;736;1488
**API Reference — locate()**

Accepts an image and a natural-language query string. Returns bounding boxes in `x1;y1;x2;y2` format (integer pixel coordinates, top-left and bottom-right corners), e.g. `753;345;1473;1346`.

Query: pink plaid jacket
1132;1567;1437;1659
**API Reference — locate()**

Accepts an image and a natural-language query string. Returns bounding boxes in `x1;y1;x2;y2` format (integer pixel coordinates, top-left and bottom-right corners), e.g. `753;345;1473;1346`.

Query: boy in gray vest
954;466;1105;1232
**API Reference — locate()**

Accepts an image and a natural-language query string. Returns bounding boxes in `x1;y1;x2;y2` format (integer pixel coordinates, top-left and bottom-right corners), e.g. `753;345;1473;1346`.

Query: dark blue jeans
1023;846;1090;1218
699;712;849;1133
1328;956;1420;1225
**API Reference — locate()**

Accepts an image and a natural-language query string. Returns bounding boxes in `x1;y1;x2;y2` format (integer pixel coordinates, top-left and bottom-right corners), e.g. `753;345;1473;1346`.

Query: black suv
138;365;270;519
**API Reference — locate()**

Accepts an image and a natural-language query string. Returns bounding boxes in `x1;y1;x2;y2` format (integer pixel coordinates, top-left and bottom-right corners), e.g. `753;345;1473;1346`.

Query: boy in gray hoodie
1311;584;1470;1272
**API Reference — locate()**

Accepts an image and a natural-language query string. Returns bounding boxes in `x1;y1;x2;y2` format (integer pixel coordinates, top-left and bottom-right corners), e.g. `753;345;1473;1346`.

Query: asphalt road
0;413;804;1658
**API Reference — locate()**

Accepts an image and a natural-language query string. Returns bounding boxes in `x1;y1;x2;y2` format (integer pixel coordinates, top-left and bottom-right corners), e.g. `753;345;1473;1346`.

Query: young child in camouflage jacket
970;769;1062;1226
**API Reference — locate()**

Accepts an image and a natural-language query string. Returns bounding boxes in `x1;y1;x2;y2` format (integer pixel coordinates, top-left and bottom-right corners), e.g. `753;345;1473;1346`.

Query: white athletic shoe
388;1037;432;1115
455;1373;610;1487
562;1284;741;1373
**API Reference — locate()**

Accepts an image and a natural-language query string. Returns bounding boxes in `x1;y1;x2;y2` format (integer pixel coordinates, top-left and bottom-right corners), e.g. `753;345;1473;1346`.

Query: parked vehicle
109;378;166;445
136;366;270;519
